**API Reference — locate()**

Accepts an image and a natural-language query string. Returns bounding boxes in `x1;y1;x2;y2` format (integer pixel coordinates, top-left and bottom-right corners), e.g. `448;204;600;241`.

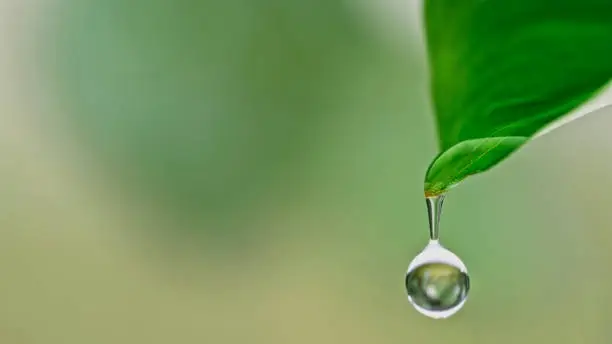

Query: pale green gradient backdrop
0;1;611;343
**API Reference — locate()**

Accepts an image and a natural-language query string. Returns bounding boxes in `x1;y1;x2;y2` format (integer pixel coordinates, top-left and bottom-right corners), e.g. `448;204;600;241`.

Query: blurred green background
1;0;612;342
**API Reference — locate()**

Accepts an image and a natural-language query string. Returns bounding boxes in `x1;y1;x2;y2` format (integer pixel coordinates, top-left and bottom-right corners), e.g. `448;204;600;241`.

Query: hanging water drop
405;194;470;319
405;241;470;318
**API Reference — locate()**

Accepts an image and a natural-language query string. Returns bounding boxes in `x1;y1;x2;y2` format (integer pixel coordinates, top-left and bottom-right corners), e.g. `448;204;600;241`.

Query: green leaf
423;0;612;196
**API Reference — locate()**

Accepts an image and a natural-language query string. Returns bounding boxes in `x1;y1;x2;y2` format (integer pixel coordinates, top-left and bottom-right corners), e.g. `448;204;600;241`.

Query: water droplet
405;241;470;318
405;195;470;319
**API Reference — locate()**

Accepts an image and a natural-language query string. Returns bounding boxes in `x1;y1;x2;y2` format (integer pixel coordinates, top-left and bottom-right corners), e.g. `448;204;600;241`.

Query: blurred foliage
50;0;425;239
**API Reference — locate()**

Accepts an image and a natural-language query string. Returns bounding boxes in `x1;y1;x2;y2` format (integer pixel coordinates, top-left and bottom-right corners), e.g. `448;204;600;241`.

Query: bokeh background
2;0;612;343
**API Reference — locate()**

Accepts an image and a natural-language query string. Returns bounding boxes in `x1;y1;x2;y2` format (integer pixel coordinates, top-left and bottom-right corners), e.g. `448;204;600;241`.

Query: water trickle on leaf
405;195;470;319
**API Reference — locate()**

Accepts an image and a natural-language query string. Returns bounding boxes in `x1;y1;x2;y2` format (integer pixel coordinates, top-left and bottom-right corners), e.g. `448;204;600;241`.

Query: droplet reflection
405;241;470;319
